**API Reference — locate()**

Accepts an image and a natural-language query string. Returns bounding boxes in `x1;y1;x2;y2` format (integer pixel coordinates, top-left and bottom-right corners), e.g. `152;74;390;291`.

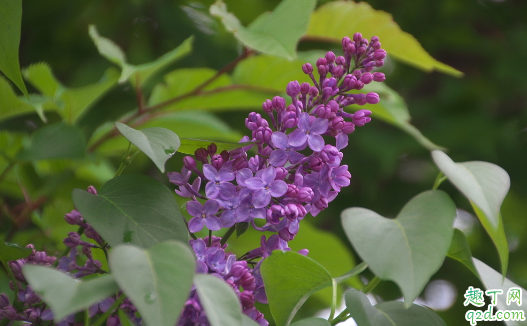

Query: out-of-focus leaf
179;138;251;155
194;273;243;326
210;0;316;60
345;289;447;326
290;318;331;326
18;94;60;123
473;259;527;326
306;1;462;77
149;68;270;112
24;63;119;123
341;190;456;307
447;229;480;277
72;174;188;248
432;150;509;276
110;242;195;326
89;25;193;86
115;123;180;173
0;76;34;120
0;111;62;133
0;0;28;96
95;111;243;155
261;251;332;326
242;315;261;326
23;265;119;321
0;240;31;263
118;309;135;326
17;122;86;160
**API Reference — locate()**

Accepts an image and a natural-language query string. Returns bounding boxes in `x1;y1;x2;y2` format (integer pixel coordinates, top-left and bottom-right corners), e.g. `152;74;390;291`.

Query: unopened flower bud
260;145;272;157
374;49;387;60
272;96;286;110
233;157;248;170
325;51;336;63
2;305;17;319
375;59;384;67
220;150;229;162
211;154;223;170
366;92;379;104
361;72;373;84
309;157;324;171
285;184;299;198
342;122;356;134
262;99;273;113
314;197;329;210
298;249;309;256
302;63;313;74
106;315;120;326
207;143;217;156
0;293;9;308
183;156;196;170
309;86;319;97
331;117;345;130
335;56;346;66
332;66;344;78
194;148;208;164
64;210;82;225
255;127;272;143
297;188;314;203
318;65;328;75
373;72;386;82
353;32;363;42
300;82;310;94
286;81;301;98
64;232;81;247
87;186;98;195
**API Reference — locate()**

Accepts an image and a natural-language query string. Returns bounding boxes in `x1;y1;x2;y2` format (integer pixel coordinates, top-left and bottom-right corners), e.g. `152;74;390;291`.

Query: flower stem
363;276;381;294
432;172;447;190
330;308;350;325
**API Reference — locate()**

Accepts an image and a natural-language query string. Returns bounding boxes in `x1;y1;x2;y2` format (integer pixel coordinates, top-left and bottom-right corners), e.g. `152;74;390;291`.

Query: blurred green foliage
1;0;526;325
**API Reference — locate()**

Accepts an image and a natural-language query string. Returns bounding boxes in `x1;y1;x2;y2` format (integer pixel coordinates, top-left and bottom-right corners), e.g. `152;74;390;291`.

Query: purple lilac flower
269;132;305;166
245;167;288;208
187;200;222;232
288;112;328;152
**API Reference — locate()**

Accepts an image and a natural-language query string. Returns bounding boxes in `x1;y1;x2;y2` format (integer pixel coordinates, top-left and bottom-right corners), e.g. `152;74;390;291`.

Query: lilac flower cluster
169;33;385;325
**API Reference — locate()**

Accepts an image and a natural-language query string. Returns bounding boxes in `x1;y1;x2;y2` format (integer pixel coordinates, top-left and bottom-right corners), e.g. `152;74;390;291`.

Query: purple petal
175;186;191;198
186;201;204;217
188;216;205;233
288;150;304;164
192;238;206;256
260;167;276;184
334;176;350;187
218;168;235;182
204;215;222;231
202;164;219;181
236;168;253;186
271;132;289;149
250;207;267;219
288;219;300;234
236;205;252;222
205;182;219;199
220;210;236;228
297;112;310;130
269;180;288;197
252;189;271;208
204;200;220;215
167;172;187;186
245;177;265;191
307;134;325;152
310;118;329;135
269;149;288;167
336;133;348;150
99;298;115;312
218;182;236;199
288;129;308;147
191;177;201;191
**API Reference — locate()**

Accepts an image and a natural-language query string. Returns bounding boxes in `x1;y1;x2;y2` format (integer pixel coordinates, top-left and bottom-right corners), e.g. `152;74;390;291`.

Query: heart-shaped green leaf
89;25;193;86
0;0;28;96
447;229;479;278
110;241;195;326
17;122;87;160
115;123;180;173
0;241;31;264
210;0;316;60
342;190;456;306
290;318;331;326
72;174;188;248
345;289;446;326
473;258;527;326
194;273;243;326
261;251;333;326
306;1;462;77
22;265;119;321
432;150;509;276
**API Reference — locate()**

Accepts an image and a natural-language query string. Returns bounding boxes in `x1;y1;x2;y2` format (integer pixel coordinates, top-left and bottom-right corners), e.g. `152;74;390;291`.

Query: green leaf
341;190;457;306
290;318;331;326
345;289;447;326
0;0;28;96
242;315;262;326
22;265;119;321
118;309;135;326
447;229;480;278
89;25;193;86
72;174;188;248
306;1;462;77
210;0;316;60
473;258;527;326
431;150;509;276
0;241;31;263
24;63;119;123
149;68;269;112
179;138;251;155
0;75;35;120
261;251;333;326
17;122;87;160
194;273;243;326
110;241;195;326
115;123;180;173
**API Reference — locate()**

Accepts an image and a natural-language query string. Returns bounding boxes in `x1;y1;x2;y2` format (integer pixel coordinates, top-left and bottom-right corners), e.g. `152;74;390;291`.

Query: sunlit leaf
72;174;188;248
110;242;195;326
345;289;447;326
194;273;243;326
17;122;86;160
306;1;462;77
0;241;31;264
261;251;332;326
23;265;119;321
341;190;456;306
89;25;193;86
115;123;180;173
0;0;28;96
210;0;316;60
432;150;509;276
447;229;480;278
